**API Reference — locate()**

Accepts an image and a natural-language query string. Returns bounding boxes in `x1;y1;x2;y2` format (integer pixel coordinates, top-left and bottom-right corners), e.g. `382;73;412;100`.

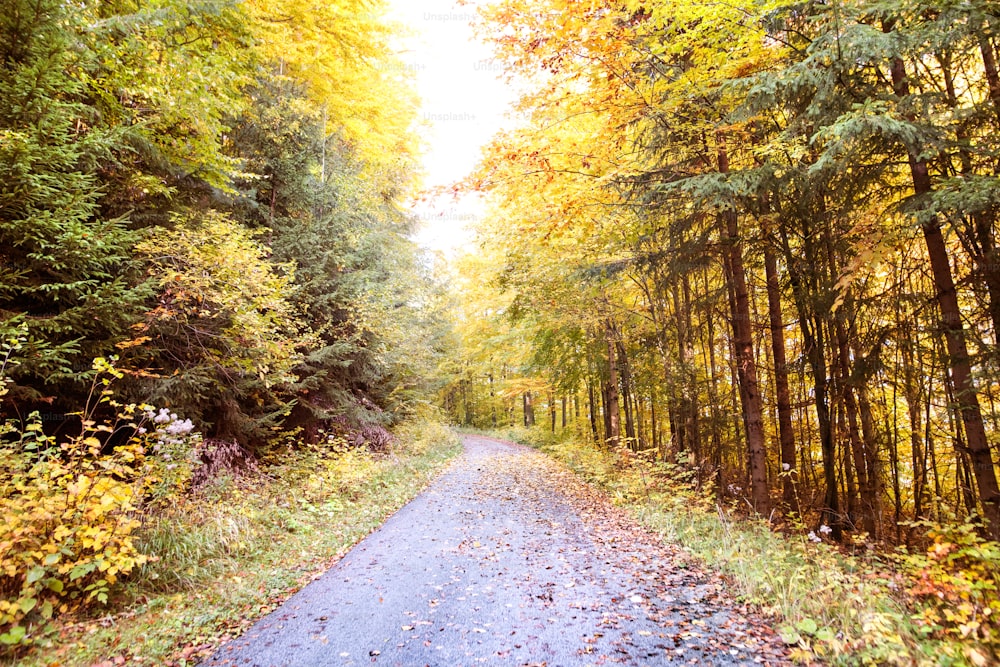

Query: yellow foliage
0;359;199;649
903;521;1000;660
244;0;418;182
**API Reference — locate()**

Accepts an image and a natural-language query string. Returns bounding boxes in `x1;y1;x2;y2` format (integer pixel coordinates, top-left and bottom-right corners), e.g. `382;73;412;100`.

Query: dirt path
201;436;789;666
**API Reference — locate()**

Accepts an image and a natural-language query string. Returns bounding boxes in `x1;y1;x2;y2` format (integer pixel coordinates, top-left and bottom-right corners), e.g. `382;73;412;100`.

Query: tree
0;0;148;407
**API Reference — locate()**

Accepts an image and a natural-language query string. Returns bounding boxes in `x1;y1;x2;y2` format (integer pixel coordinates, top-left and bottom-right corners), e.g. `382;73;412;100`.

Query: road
201;435;788;666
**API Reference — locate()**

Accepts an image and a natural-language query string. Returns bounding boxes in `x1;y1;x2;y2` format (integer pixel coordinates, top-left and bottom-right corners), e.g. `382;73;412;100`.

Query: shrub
0;353;198;649
903;521;1000;665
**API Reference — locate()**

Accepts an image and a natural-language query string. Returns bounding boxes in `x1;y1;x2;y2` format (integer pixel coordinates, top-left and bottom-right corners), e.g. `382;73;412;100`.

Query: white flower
782;463;791;471
808;531;821;543
819;524;832;535
165;418;194;435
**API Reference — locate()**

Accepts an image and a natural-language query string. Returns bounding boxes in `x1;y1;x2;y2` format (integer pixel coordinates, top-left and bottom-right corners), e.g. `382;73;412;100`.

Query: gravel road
201;435;789;666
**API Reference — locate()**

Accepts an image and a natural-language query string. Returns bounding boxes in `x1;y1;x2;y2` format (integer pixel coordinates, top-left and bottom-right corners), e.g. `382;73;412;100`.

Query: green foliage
0;0;438;453
132;210;310;445
0;0;148;399
80;0;254;192
226;73;449;433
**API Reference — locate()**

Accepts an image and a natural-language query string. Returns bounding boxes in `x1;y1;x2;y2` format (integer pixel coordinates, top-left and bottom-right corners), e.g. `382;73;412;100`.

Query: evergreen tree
0;0;147;407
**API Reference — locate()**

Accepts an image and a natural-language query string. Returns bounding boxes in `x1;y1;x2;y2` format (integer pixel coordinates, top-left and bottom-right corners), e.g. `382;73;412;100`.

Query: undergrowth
498;426;999;667
5;414;460;666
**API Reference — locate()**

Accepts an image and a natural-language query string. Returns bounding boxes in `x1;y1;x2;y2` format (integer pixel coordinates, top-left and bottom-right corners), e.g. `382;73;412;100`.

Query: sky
384;0;517;257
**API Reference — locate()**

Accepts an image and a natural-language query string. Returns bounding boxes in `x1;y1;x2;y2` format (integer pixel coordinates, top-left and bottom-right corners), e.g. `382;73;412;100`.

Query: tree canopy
449;0;1000;545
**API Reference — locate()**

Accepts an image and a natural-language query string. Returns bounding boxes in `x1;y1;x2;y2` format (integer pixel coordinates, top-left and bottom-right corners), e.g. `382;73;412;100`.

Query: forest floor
201;435;789;666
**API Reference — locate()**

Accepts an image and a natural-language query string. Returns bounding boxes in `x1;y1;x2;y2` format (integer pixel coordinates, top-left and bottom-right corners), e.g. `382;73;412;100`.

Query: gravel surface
201;435;789;666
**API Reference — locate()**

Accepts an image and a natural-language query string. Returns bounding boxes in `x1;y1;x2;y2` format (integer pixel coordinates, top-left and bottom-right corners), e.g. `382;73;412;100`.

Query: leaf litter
200;436;789;666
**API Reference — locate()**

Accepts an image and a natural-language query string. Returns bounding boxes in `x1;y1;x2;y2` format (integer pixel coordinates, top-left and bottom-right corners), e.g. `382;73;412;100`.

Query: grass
7;418;461;667
496;425;997;667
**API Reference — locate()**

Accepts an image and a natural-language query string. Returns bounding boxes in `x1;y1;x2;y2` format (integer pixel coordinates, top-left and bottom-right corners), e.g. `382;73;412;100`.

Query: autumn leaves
452;0;1000;542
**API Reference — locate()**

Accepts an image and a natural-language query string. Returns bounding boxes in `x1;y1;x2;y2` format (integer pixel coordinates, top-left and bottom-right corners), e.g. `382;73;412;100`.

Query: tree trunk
549;390;556;433
605;320;621;448
489;372;497;428
763;242;798;515
617;340;637;449
651;392;661;458
890;53;1000;537
587;379;599;445
779;223;842;540
834;315;877;536
717;137;769;515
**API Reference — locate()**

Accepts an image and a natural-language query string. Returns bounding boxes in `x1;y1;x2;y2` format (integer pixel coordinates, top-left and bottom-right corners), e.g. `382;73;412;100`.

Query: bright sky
384;0;517;257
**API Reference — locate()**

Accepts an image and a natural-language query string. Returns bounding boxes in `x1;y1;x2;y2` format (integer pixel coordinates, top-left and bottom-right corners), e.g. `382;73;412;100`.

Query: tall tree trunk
549;390;556;433
763;241;798;515
651;391;661;458
489;372;497;428
889;53;1000;537
681;274;702;464
945;369;980;519
617;340;637;449
900;318;927;520
779;222;842;539
834;315;877;536
587;378;599;445
940;50;1000;359
856;384;882;535
703;266;723;482
605;319;622;448
717;137;769;515
463;379;472;426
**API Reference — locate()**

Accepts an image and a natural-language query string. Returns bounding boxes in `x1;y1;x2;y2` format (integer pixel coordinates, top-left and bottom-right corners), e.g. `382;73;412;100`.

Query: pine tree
0;0;147;407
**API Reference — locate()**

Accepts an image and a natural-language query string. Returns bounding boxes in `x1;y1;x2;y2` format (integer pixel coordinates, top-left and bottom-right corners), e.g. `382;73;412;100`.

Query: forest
442;0;1000;660
449;0;1000;544
0;0;455;655
3;0;1000;663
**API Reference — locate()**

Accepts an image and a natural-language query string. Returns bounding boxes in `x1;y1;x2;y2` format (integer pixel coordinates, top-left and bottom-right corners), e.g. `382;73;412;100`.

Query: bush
903;521;1000;665
0;351;198;649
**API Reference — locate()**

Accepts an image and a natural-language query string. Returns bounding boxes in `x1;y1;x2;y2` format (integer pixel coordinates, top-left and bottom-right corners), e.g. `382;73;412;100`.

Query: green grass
8;419;460;667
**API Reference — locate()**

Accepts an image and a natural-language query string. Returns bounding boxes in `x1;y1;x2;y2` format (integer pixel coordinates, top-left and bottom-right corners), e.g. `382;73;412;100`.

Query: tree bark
779;221;842;540
617;340;637;449
549;390;556;433
587;378;600;445
763;241;798;515
717;137;769;515
605;319;622;448
889;53;1000;537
